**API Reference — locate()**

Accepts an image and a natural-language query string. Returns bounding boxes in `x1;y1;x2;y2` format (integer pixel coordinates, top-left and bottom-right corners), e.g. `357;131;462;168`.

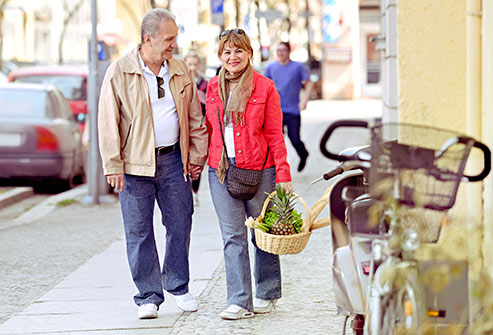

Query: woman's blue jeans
119;150;193;307
208;161;281;311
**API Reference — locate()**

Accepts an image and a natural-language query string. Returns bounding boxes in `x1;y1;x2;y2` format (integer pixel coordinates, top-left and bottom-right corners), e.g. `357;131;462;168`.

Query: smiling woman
204;29;293;320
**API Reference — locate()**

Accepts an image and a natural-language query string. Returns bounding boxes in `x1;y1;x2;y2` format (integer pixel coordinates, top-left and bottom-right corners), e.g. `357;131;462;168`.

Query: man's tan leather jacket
98;47;208;177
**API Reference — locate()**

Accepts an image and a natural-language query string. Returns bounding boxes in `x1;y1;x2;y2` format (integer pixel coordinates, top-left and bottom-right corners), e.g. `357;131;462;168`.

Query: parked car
8;65;88;132
0;83;86;192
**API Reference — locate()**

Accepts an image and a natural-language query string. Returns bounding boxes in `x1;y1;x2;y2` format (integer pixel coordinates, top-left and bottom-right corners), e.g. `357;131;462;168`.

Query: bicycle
318;120;491;334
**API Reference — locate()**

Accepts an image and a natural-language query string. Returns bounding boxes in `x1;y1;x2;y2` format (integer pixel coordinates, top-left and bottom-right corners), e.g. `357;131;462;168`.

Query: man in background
265;42;314;172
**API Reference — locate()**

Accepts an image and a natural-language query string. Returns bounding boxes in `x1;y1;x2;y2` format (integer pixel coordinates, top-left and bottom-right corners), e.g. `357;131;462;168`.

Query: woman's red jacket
205;71;292;183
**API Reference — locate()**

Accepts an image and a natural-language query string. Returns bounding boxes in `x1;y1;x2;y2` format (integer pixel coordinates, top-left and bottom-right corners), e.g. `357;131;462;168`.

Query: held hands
276;181;293;194
188;163;203;180
107;174;125;192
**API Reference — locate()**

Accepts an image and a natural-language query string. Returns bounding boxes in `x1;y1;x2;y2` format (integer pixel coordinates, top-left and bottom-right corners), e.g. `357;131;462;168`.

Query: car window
0;89;47;118
52;89;75;121
46;93;57;118
14;75;87;101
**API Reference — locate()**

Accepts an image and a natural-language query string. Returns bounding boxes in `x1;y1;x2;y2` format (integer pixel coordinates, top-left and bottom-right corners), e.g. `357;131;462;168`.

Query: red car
8;65;88;132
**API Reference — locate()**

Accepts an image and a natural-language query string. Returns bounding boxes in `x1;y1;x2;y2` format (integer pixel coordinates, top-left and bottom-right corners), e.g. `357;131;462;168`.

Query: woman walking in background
185;51;208;206
205;29;292;320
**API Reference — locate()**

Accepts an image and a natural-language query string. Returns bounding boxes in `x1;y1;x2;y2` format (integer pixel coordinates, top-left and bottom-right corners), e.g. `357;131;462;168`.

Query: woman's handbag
218;108;269;200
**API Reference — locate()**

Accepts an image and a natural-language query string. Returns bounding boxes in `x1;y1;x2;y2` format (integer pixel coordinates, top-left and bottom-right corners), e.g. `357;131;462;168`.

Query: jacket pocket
247;96;267;105
246;96;267;128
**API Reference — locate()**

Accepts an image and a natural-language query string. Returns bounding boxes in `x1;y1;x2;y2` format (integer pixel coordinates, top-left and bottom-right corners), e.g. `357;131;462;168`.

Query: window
0;89;47;118
15;75;87;101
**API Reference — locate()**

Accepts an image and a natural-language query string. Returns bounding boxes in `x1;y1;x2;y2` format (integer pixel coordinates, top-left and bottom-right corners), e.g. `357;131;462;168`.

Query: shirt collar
138;50;168;77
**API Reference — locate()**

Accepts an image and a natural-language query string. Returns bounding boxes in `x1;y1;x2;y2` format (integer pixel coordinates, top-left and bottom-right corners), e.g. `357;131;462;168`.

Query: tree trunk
58;0;86;64
283;0;291;38
255;0;261;47
235;0;240;27
305;0;311;60
0;0;11;69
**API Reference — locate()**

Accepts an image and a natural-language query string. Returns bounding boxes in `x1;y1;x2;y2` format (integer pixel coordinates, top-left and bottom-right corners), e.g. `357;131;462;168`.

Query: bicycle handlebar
312;161;371;184
320;120;369;161
464;140;491;182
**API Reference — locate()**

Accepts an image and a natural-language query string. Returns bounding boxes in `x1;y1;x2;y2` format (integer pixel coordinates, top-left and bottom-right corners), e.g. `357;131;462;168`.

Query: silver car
0;83;86;192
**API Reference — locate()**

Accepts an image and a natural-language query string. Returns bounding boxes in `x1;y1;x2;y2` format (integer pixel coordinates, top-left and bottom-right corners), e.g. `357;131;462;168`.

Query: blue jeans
208;161;281;311
283;113;309;159
119;150;193;307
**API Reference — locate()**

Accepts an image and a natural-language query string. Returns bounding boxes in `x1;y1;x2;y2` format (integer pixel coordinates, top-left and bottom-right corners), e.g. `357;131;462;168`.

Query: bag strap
217;107;269;169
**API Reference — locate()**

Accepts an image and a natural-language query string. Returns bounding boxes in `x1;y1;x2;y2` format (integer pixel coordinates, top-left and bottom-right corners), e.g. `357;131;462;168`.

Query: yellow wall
398;0;466;132
398;0;478;268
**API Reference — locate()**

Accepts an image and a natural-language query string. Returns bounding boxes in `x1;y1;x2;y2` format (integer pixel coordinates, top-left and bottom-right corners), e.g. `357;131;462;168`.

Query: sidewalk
0;99;382;335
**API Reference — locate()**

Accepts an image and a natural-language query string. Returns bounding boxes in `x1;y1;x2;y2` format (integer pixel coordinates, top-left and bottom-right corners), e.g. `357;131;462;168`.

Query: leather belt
155;142;180;155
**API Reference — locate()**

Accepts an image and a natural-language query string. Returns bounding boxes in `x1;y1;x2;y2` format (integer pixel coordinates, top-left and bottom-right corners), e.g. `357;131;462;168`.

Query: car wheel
74;167;86;185
54;175;76;192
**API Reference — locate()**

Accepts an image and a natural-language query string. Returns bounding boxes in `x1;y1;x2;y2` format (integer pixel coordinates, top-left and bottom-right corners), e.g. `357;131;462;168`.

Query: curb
0;184;89;231
0;187;34;210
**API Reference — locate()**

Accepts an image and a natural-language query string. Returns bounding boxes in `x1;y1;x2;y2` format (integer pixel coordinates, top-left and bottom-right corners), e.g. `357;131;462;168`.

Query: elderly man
98;8;208;319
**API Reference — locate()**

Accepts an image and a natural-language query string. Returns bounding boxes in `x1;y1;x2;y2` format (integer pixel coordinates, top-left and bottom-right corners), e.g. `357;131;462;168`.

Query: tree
0;0;12;68
58;0;86;64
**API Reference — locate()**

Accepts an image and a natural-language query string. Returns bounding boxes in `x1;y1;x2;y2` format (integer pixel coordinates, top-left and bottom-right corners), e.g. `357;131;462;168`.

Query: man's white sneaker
174;293;198;312
253;298;277;314
220;304;255;320
138;303;158;319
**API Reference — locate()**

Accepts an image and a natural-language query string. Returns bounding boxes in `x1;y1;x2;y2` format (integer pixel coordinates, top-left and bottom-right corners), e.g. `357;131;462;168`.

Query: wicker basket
245;191;315;255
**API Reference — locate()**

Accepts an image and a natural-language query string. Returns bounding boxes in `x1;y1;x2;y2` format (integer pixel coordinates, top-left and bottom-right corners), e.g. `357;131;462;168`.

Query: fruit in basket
256;186;303;235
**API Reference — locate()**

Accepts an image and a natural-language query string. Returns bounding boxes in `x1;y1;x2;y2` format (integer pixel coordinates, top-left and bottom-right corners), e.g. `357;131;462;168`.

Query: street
0;99;382;334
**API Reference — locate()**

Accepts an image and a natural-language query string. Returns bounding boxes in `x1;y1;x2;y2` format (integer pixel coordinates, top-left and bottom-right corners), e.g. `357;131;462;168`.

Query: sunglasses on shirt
218;29;246;40
156;76;165;99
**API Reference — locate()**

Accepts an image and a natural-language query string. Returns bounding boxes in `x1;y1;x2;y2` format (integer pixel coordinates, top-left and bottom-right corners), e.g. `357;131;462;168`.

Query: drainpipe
466;0;482;326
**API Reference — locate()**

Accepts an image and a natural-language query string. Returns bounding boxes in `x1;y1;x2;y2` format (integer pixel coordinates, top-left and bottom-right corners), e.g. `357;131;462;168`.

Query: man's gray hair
141;8;176;43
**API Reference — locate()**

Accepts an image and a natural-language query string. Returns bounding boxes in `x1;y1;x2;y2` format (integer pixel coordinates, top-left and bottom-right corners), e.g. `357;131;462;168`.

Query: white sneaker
220;304;255;320
193;193;200;206
138;303;158;319
253;298;277;314
174;292;198;312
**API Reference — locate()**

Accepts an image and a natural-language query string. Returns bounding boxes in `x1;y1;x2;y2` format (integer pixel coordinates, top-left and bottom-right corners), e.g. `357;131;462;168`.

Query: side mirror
77;113;88;123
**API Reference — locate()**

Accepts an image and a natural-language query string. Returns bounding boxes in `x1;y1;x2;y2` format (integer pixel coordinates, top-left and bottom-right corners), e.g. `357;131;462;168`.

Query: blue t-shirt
264;60;310;115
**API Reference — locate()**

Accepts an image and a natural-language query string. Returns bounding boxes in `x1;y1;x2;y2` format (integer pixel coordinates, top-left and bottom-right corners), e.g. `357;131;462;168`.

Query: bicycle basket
369;123;475;212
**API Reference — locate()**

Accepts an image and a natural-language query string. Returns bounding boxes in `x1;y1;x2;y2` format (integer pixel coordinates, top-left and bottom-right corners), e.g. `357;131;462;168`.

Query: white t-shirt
138;52;179;147
224;92;235;157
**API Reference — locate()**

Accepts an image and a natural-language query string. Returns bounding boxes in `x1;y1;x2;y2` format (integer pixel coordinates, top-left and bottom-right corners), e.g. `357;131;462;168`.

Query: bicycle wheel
380;274;425;335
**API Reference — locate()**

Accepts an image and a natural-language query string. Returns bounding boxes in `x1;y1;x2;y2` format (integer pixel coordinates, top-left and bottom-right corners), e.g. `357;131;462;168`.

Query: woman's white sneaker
174;292;198;312
220;304;255;320
253;298;277;314
138;303;158;319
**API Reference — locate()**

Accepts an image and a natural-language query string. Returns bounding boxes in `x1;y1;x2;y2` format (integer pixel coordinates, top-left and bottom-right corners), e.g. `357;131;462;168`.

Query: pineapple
269;186;298;235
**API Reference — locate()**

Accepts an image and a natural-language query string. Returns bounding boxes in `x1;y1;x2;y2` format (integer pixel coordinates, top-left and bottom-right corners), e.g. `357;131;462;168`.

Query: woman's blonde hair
217;30;253;59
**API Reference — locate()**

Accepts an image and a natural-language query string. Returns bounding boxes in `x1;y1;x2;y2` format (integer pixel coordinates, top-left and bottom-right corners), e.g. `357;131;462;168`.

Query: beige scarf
216;63;254;184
